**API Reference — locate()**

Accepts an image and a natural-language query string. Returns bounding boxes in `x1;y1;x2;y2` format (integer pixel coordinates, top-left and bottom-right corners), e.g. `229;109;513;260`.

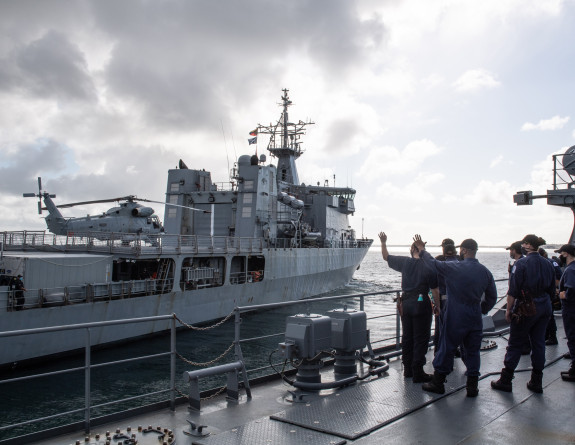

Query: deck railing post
395;291;401;350
170;315;176;410
234;307;252;399
84;328;92;434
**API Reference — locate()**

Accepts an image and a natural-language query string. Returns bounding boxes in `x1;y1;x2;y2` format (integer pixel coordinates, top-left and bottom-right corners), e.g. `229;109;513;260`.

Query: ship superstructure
163;89;357;248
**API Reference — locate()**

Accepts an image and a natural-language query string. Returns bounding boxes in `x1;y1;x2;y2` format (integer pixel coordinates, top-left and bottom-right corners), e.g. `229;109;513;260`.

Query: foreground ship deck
22;317;574;445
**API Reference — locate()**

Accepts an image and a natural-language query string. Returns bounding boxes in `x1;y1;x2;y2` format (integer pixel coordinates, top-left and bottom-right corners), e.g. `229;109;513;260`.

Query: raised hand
413;234;426;251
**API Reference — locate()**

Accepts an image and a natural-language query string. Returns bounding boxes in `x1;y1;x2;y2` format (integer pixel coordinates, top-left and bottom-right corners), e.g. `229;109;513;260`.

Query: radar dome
238;155;251;166
563;145;575;176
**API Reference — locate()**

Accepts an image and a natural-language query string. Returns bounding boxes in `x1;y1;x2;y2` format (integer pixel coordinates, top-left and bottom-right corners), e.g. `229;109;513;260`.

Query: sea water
0;247;512;440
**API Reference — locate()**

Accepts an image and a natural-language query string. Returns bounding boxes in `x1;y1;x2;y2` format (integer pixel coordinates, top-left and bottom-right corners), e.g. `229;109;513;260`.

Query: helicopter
23;177;207;241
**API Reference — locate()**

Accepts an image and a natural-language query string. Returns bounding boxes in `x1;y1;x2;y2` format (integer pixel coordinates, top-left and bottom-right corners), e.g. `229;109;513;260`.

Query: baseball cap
555;244;575;256
457;239;478;251
505;241;522;252
440;238;454;247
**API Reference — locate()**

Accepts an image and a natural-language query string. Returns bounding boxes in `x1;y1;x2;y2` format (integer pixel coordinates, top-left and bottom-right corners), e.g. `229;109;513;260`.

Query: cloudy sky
1;0;575;247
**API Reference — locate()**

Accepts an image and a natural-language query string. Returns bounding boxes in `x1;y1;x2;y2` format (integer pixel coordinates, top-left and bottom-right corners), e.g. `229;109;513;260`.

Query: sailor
433;241;459;355
506;241;524;274
379;232;439;383
506;241;531;355
13;274;26;311
538;247;562;345
555;244;575;382
491;234;554;393
412;236;497;397
435;238;455;261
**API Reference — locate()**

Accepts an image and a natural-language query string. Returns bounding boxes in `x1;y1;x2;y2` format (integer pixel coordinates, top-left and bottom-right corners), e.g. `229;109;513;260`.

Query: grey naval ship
0;89;372;368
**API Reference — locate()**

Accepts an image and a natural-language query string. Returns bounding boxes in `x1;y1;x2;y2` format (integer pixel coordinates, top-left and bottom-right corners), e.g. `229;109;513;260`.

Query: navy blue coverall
545;257;562;339
505;252;554;372
420;251;497;377
387;255;438;374
434;255;459;351
559;261;575;367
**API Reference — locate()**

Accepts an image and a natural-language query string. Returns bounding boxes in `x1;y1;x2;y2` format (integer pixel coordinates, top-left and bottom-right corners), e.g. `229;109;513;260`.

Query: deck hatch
190;417;346;445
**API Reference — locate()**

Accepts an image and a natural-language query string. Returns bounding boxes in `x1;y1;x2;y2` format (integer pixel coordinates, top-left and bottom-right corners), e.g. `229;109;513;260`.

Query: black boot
412;367;432;383
527;369;543;393
466;375;479;397
491;367;514;392
545;335;558;346
561;364;575;382
422;371;446;394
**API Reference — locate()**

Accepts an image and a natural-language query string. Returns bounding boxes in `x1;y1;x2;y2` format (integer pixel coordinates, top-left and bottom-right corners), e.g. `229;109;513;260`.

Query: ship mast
256;89;314;186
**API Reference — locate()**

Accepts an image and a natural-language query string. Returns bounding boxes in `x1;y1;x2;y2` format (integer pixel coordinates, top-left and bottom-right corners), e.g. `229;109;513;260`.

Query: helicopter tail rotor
23;177;56;214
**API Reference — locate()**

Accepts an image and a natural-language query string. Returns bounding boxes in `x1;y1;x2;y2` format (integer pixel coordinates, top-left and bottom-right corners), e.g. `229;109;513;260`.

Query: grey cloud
44;144;173;204
322;118;363;154
0;30;96;101
87;0;387;132
0;138;71;195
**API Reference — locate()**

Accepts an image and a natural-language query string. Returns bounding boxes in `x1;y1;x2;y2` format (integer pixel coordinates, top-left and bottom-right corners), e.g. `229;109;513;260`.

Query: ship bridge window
181;256;225;290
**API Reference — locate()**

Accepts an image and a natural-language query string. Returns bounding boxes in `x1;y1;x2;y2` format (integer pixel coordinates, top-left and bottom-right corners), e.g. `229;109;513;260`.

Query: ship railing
0;278;174;312
0;280;509;442
269;237;373;249
229;269;264;285
1;231;268;255
0;315;178;442
2;231;372;255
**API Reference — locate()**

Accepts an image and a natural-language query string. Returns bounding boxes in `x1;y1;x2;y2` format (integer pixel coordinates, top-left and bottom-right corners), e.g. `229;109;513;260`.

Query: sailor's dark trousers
562;298;575;366
433;299;482;376
504;296;552;372
400;296;432;371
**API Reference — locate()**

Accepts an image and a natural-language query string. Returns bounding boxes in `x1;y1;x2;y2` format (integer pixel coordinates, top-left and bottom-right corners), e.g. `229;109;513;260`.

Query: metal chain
176;341;235;367
200;385;228;401
174;310;235;331
175;386;189;399
175;385;228;401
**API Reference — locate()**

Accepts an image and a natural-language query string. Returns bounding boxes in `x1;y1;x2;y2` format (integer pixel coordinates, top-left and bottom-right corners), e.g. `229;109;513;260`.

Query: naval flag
249;128;258;136
248;137;257;145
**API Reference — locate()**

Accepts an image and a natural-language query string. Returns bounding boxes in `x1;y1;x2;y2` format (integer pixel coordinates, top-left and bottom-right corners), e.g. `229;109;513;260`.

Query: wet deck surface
31;319;575;445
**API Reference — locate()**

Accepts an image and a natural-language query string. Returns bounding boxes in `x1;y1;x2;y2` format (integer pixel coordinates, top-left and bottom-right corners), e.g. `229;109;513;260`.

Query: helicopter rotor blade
37;201;42;215
56;196;135;208
137;198;211;213
23;193;36;197
38;177;42;192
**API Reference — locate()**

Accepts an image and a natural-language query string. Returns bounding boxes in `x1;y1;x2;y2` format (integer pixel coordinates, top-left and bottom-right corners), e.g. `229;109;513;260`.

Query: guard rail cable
174;311;235;331
176;342;235;367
